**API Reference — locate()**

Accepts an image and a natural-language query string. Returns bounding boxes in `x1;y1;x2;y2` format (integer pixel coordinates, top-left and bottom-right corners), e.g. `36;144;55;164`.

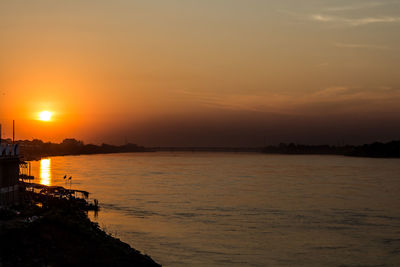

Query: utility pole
12;120;15;145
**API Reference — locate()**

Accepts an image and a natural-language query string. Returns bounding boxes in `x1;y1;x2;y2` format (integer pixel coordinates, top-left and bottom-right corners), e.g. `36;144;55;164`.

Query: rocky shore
0;198;161;266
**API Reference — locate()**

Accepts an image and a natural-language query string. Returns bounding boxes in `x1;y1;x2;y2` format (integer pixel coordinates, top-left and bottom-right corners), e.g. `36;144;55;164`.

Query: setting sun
38;111;53;122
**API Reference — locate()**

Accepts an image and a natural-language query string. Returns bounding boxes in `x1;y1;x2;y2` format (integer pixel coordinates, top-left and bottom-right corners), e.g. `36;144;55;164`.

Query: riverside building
0;122;21;206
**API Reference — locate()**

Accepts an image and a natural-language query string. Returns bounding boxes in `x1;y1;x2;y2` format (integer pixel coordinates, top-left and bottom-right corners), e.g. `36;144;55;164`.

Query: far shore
2;138;399;160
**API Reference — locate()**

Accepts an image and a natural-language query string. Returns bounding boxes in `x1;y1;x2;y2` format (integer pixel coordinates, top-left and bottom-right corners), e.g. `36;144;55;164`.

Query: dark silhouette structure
0;144;21;206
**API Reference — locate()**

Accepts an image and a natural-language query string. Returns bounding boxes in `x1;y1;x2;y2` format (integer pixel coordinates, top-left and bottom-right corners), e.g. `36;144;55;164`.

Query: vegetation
346;141;400;158
2;137;399;159
1;138;146;160
262;141;400;158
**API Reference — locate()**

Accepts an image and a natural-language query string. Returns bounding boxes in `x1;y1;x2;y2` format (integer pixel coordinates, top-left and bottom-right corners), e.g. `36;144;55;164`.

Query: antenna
0;123;2;146
12;120;15;145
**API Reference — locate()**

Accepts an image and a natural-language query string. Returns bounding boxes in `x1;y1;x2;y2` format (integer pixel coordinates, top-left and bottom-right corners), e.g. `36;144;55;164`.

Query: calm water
29;153;400;266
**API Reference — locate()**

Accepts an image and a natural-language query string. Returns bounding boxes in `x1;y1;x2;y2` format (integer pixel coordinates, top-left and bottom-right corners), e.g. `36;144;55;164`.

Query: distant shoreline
27;146;400;161
2;138;399;160
23;150;152;162
147;141;400;158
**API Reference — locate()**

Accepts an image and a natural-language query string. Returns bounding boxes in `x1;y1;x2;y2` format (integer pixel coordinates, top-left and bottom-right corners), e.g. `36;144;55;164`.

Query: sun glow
38;111;53;121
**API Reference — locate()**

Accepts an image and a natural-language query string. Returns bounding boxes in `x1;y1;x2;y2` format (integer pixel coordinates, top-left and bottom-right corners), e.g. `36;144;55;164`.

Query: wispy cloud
308;86;400;103
324;2;385;12
311;14;400;26
176;86;400;116
334;43;389;50
311;14;335;22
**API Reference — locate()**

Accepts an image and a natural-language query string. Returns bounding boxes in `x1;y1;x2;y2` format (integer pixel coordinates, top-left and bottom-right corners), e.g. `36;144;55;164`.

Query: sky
1;0;400;146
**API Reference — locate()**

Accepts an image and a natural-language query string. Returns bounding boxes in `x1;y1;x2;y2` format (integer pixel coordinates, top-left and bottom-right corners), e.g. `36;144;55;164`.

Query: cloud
307;86;400;105
334;43;389;50
176;85;400;118
324;2;385;12
311;14;335;22
311;14;400;26
349;16;400;26
180;90;299;114
312;86;351;98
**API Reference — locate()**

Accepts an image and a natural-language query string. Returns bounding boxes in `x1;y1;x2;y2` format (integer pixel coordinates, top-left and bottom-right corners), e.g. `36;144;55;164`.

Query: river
29;152;400;266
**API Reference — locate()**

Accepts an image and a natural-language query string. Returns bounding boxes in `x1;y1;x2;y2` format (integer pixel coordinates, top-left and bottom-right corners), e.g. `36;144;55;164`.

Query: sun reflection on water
40;158;51;186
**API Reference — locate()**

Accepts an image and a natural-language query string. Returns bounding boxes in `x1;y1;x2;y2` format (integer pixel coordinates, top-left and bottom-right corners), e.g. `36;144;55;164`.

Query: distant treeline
1;138;146;160
1;138;399;159
262;141;400;158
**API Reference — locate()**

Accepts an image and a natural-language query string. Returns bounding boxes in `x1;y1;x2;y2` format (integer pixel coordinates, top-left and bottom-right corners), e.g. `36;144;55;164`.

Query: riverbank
261;141;400;158
6;138;149;161
4;138;400;160
0;192;161;266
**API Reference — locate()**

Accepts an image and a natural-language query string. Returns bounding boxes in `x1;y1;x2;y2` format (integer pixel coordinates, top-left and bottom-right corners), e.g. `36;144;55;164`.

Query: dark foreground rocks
0;204;161;267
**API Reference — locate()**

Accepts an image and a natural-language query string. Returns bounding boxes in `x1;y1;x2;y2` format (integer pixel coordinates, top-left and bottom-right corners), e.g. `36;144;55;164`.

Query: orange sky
1;1;400;146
